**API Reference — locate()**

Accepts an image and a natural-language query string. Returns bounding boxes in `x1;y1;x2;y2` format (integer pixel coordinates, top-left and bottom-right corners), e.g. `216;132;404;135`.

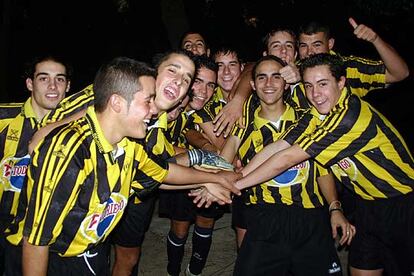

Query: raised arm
349;17;409;83
213;63;255;137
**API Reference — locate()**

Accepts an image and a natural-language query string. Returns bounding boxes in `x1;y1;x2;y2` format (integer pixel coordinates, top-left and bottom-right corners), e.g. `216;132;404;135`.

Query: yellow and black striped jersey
144;112;176;161
282;89;414;200
0;98;41;232
40;84;94;127
6;106;168;256
191;86;226;125
167;110;192;149
234;99;326;208
131;112;176;204
285;51;386;110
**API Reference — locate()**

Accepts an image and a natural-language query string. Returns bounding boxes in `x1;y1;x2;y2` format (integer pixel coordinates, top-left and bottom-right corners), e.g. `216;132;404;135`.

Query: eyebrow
270;40;295;46
256;72;281;78
184;39;204;44
35;72;67;78
167;63;194;79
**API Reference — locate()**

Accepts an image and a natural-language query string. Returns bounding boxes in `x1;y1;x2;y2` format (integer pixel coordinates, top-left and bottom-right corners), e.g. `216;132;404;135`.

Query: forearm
160;183;201;190
242;140;290;176
230;65;253;102
237;144;309;190
373;36;409;83
23;237;49;276
164;163;221;185
185;129;215;151
220;135;240;163
317;173;339;205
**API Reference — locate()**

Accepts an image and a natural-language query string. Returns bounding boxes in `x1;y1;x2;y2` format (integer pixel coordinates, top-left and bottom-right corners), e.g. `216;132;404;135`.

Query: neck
259;101;286;122
95;111;122;147
30;99;48;121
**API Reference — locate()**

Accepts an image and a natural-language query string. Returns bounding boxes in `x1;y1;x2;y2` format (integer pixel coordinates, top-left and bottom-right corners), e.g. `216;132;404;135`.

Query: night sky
1;0;413;148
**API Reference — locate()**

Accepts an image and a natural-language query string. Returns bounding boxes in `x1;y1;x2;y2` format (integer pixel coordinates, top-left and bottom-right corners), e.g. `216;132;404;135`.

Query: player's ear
250;80;256;91
338;76;346;90
328;38;335;50
26;78;33;93
65;80;71;93
109;93;124;113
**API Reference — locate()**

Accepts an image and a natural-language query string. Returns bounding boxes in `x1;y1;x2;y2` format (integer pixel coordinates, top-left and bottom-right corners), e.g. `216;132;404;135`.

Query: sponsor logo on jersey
0;154;30;192
331;157;358;181
6;129;19;142
267;160;309;187
80;193;127;243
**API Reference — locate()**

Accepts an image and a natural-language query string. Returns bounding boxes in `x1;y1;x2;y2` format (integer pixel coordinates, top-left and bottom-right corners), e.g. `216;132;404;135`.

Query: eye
168;68;177;74
183;77;191;85
207;83;216;90
56;77;67;82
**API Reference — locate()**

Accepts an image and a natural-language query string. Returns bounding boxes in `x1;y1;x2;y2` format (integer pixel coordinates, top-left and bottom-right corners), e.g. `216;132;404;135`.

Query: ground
135;200;349;275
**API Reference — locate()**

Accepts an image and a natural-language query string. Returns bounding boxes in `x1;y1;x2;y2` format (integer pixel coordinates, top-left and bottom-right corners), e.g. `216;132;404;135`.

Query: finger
215;121;229;136
331;226;338;239
213;111;224;125
223;124;232;138
213;116;226;132
196;197;205;208
349;17;358;29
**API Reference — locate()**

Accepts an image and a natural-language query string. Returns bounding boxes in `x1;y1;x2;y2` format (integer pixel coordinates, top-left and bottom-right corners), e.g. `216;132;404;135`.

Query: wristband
328;200;341;211
329;207;343;214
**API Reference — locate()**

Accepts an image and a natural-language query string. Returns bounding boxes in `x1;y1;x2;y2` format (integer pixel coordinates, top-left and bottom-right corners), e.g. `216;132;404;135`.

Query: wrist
328;200;343;215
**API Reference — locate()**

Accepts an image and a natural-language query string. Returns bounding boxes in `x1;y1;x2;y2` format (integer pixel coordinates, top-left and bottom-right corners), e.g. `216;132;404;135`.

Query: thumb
349;17;358;29
331;224;338;239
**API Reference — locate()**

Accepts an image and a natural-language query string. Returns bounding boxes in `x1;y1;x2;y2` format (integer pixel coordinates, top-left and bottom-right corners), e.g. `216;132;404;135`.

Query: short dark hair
211;45;243;65
262;26;297;52
93;57;156;112
23;54;73;80
299;53;345;81
298;21;331;39
151;49;195;71
178;30;209;49
252;55;287;79
193;54;218;75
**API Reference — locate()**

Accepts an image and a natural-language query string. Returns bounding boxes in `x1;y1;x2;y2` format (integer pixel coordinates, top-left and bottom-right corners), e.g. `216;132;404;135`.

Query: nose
48;79;57;89
149;100;159;117
173;75;184;86
223;65;230;75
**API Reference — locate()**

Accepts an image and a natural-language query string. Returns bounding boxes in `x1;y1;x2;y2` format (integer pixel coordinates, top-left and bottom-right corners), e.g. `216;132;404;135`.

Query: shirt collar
86;106;119;154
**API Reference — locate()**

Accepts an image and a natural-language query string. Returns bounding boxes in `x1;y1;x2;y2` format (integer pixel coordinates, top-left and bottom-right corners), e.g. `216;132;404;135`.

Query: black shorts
48;242;110;276
349;193;414;274
3;240;21;276
231;194;250;229
234;204;342;276
158;189;225;221
110;196;156;247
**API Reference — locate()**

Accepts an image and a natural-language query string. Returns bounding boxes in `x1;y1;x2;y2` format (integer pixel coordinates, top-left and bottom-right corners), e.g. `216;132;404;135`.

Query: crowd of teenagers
0;16;413;276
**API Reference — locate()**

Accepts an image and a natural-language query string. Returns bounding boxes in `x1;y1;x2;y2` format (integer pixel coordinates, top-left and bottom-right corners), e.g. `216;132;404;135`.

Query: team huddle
0;17;413;276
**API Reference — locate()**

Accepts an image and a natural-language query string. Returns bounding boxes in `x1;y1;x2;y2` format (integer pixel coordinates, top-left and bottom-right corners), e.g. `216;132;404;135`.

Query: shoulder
0;102;24;119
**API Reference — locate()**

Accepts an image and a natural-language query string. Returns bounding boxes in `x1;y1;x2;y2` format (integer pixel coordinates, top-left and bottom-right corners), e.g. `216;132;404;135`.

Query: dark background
0;0;413;149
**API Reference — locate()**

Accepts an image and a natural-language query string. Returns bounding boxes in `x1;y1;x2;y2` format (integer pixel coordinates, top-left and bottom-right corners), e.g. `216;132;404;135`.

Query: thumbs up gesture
349;17;379;43
280;55;301;84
